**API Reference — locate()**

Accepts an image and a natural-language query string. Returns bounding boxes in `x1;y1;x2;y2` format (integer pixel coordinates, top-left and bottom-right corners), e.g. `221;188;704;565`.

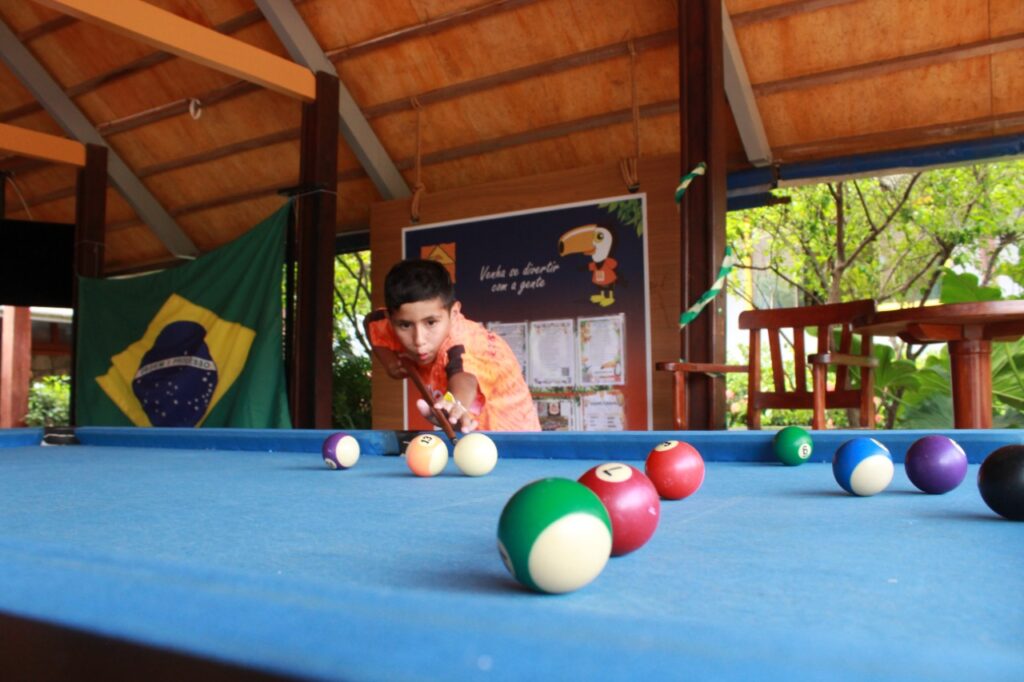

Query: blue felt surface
0;428;42;447
0;443;1021;681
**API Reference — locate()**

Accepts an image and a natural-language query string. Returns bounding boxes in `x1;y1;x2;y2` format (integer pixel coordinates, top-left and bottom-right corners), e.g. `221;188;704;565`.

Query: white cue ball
453;433;498;476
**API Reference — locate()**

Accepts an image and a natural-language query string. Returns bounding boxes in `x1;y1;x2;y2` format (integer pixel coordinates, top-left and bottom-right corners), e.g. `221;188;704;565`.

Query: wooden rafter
32;0;315;101
754;33;1024;96
722;3;771;166
0;122;86;166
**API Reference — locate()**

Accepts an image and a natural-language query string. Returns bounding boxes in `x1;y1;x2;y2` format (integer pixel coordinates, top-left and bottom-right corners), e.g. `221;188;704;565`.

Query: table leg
948;339;992;429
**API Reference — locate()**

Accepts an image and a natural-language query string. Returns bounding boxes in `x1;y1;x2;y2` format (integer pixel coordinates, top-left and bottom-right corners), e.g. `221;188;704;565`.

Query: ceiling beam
0;16;198;258
754;32;1024;96
32;0;315;101
255;0;409;199
0;123;85;166
721;3;772;166
730;0;857;28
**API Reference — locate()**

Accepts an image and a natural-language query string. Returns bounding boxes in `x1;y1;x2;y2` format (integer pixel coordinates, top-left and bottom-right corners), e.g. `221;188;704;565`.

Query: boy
364;259;541;433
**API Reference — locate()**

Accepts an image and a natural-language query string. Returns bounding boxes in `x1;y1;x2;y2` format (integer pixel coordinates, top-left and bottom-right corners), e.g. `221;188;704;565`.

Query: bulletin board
402;194;652;431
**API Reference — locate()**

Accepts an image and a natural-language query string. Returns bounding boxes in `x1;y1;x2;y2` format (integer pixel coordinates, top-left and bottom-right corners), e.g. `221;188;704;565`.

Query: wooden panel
0;62;37;115
107;89;301;169
759;57;994;149
735;0;989;84
104;223;172;271
338;0;677;108
145;140;301;213
992;50;1024;114
369;153;680;430
991;0;1024;36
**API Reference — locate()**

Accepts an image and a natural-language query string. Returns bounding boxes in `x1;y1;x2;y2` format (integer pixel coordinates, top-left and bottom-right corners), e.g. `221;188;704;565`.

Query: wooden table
854;301;1024;428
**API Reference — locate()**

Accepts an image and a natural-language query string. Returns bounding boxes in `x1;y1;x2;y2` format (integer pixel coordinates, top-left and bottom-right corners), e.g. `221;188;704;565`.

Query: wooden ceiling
1;0;1022;274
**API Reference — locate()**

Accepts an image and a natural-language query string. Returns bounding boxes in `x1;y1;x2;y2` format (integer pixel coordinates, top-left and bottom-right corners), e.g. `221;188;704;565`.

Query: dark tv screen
0;219;74;308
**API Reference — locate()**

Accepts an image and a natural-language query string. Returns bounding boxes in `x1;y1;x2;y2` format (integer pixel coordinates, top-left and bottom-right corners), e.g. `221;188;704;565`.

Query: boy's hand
438;392;478;434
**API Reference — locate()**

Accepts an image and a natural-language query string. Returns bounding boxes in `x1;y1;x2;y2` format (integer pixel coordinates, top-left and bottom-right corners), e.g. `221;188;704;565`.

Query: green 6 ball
774;426;813;466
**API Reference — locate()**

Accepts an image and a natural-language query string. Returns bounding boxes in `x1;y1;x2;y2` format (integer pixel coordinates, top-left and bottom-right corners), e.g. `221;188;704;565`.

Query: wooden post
0;306;31;427
292;71;339;428
679;0;728;429
70;144;108;425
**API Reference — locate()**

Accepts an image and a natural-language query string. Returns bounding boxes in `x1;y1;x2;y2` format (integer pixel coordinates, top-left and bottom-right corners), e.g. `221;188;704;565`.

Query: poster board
402;194;652;431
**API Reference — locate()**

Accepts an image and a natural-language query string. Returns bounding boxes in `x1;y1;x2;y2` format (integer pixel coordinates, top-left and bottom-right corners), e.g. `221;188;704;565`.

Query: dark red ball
578;462;660;556
645;440;705;500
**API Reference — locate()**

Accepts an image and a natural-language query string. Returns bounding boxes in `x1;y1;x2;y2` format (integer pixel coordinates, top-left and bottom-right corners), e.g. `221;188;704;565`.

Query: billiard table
1;427;1022;680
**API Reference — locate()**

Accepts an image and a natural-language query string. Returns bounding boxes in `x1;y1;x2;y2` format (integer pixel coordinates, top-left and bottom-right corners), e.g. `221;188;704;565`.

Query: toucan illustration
558;224;618;307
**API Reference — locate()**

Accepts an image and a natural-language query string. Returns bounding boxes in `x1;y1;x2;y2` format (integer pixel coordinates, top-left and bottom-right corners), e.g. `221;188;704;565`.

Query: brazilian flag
76;203;292;428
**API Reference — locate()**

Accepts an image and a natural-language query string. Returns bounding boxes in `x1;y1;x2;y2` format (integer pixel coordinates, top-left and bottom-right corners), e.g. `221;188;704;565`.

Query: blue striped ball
833;438;894;496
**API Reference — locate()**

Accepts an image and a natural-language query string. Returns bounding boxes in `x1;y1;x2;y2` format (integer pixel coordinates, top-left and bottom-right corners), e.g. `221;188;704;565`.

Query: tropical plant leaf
938;269;1002;304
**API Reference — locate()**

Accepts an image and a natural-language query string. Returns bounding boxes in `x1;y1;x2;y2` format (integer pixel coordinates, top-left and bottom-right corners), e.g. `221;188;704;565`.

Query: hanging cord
619;39;640;192
4;173;34;220
410;96;427;223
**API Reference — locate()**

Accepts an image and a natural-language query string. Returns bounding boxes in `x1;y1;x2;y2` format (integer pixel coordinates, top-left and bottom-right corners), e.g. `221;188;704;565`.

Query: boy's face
388;298;459;366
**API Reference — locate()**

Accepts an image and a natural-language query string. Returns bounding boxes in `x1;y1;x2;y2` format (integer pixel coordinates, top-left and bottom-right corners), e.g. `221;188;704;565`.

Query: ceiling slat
324;0;547;62
754;33;1024;96
730;0;858;28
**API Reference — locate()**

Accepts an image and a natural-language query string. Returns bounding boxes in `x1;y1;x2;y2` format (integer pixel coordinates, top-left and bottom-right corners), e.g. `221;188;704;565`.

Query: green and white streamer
674;162;707;203
679;246;738;329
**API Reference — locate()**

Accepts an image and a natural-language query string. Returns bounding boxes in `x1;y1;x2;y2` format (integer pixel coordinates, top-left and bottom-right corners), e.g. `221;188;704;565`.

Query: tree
332;252;373;429
725;159;1024;428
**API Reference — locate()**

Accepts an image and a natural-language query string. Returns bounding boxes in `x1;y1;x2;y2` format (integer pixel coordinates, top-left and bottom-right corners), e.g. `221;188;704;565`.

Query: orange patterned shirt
367;308;541;432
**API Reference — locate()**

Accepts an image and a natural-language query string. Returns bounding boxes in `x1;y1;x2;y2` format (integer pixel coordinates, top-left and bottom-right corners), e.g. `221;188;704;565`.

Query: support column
679;0;728;429
291;71;340;428
70;144;108;425
0;306;31;427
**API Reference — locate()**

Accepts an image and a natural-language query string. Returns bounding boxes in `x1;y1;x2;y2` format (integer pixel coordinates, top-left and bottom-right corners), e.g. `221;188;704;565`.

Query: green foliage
937;269;1001;304
25;375;70;427
600;200;644;237
333;251;373;429
332;354;372;430
725;158;1024;428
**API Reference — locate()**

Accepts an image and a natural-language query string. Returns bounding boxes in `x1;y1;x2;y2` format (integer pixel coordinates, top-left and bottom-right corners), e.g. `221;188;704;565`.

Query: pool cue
400;357;459;443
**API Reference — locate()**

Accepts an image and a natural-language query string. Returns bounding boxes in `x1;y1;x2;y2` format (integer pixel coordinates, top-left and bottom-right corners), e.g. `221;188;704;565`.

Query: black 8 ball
978;444;1024;521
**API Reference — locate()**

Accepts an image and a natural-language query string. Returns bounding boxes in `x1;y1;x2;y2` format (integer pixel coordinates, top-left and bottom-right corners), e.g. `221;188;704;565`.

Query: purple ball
905;435;967;494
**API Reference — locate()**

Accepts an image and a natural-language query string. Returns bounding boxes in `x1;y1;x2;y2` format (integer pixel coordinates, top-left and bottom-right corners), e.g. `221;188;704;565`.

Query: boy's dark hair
384;259;456;312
